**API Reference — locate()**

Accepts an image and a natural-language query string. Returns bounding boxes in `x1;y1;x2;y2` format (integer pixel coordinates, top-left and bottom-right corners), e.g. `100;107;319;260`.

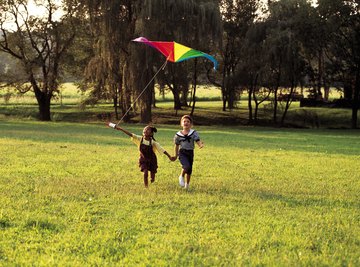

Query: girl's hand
197;141;204;149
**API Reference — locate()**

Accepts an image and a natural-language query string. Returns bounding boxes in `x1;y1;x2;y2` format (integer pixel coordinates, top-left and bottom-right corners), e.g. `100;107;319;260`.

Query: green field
1;83;357;128
0;119;359;266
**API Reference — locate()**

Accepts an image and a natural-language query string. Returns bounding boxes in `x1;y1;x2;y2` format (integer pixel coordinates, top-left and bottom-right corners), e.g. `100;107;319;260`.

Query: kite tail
116;58;169;126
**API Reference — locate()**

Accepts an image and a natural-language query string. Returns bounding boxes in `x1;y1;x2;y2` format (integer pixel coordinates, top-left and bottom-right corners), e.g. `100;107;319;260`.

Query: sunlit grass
0;120;359;266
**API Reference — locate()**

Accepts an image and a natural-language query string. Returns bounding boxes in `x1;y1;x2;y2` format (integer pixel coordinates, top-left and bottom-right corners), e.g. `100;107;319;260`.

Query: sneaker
184;183;189;190
179;175;185;187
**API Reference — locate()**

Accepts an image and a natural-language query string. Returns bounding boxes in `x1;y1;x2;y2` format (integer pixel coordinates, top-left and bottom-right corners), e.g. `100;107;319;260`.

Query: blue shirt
174;129;200;150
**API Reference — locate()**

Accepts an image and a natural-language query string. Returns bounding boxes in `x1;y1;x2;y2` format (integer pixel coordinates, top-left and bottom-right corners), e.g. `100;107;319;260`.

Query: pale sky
2;0;63;30
27;0;63;19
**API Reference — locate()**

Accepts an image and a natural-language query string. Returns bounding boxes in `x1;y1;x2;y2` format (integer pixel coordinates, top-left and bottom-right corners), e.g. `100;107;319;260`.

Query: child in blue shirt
173;115;204;190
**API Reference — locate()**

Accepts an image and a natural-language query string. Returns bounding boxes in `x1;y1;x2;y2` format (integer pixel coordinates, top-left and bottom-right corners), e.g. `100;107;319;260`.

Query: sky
2;0;63;30
5;0;319;30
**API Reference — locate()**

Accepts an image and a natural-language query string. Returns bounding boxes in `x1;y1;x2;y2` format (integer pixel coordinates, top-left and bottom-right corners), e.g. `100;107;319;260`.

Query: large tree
132;0;221;121
80;0;139;122
0;0;78;120
318;0;360;128
217;0;259;111
259;0;310;125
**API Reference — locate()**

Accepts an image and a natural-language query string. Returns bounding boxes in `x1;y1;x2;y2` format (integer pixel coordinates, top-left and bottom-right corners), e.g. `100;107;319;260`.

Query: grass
0;119;359;266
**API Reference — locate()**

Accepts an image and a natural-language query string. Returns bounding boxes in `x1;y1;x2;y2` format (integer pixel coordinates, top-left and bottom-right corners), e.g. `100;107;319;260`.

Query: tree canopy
1;0;359;128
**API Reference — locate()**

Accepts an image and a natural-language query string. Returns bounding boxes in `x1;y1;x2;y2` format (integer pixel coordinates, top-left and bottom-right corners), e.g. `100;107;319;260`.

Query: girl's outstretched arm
164;151;176;161
108;122;133;137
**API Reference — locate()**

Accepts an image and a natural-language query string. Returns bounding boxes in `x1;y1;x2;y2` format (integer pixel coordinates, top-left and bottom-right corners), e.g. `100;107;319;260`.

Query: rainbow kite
132;37;218;70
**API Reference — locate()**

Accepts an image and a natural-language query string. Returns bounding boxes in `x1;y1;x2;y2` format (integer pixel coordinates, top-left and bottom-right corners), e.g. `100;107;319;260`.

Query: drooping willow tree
83;0;221;123
132;0;222;120
81;0;139;121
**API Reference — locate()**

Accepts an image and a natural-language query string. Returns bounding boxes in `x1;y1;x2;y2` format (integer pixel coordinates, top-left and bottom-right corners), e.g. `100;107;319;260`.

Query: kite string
116;58;169;126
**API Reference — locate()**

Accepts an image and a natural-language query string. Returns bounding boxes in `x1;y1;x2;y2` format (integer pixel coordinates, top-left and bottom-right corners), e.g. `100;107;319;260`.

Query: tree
79;0;139;122
81;0;221;123
134;0;221;121
0;0;78;120
261;0;309;125
318;0;360;128
238;20;268;124
217;0;259;111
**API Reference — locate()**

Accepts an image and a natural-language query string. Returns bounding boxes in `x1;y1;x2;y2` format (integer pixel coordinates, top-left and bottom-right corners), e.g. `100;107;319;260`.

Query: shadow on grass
254;190;360;209
1;120;359;155
192;184;359;210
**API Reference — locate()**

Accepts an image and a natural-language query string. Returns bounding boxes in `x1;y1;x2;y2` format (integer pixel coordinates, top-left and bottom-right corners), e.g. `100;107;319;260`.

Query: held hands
168;155;177;162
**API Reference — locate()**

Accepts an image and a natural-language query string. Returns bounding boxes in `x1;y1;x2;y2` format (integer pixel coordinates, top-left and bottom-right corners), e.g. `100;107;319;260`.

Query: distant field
0;82;343;105
0;83;357;128
0;120;359;266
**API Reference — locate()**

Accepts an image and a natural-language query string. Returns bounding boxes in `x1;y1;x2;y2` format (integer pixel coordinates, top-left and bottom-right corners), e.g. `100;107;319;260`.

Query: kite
108;37;218;126
132;37;218;70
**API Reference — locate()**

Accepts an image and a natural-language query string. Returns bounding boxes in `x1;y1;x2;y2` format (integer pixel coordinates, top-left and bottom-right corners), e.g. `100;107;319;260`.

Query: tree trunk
222;91;227;112
190;59;198;116
35;91;51;121
32;78;51;121
252;74;260;124
248;88;253;124
171;87;182;110
351;105;358;129
228;86;236;109
113;80;119;120
317;49;323;98
221;64;227;111
351;67;360;129
344;83;352;99
152;87;156;108
273;88;278;124
280;85;294;127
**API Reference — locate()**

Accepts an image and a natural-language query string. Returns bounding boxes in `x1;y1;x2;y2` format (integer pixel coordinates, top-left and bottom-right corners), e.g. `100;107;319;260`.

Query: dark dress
138;137;158;173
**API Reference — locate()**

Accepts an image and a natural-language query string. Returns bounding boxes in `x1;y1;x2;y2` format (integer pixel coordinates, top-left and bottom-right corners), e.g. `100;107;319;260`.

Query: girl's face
143;127;153;138
181;118;192;129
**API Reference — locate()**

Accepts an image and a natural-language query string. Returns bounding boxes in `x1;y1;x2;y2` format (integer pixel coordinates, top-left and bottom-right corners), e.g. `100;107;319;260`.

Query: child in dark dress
109;123;174;187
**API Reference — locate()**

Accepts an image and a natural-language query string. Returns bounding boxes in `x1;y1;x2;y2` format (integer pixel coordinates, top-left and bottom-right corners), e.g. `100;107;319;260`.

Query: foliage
1;0;359;127
0;0;78;121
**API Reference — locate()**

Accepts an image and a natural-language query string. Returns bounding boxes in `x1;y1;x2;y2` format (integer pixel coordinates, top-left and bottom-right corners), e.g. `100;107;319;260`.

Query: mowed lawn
0;120;359;266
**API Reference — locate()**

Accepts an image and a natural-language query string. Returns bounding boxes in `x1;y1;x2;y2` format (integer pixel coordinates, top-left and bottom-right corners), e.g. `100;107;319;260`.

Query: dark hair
144;125;157;140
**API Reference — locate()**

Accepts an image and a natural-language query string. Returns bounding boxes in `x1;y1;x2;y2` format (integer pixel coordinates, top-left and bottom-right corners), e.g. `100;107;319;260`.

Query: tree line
0;0;359;128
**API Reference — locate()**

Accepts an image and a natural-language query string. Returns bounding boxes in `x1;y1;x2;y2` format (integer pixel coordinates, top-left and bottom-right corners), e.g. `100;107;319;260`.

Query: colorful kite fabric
132;37;218;70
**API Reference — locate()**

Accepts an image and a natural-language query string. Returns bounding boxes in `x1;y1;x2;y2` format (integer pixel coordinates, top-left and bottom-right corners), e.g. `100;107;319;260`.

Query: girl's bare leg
143;170;149;187
150;172;156;183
